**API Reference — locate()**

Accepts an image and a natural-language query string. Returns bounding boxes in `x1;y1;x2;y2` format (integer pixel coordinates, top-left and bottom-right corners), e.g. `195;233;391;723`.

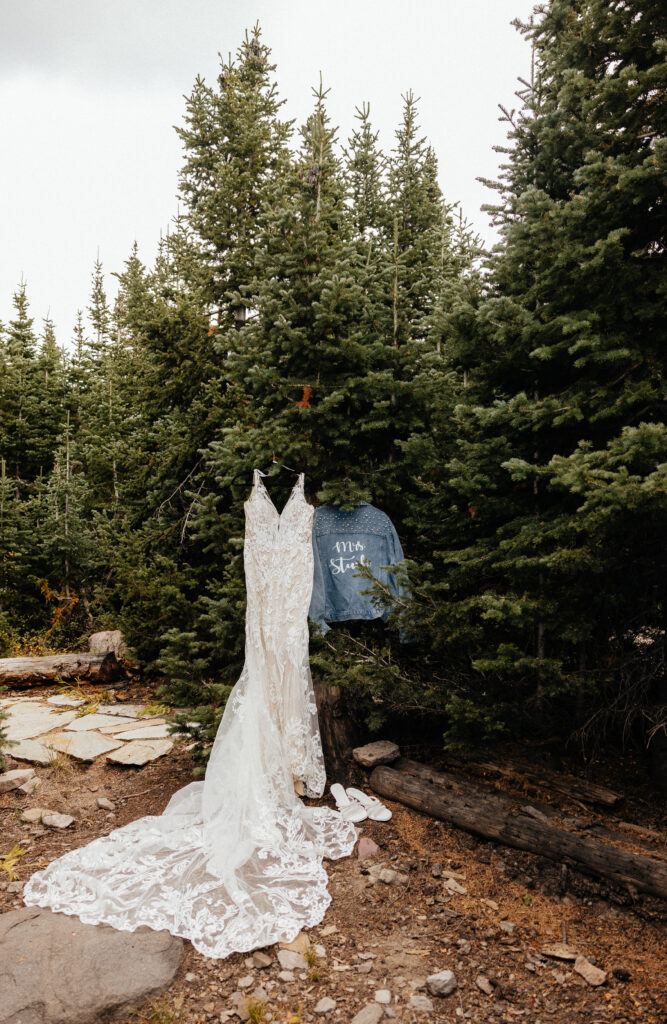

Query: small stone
431;862;442;878
21;807;49;823
252;951;272;969
574;955;607;987
350;1005;384;1024
279;930;310;953
320;924;337;936
378;868;398;885
426;970;457;997
277;970;294;982
384;1010;395;1019
476;975;494;995
185;972;196;982
251;987;267;1002
237;974;255;989
18;776;41;794
456;940;471;955
541;943;578;961
481;898;499;911
374;990;391;1004
358;836;381;860
7;881;23;893
315;996;337;1014
97;797;116;811
406;995;433;1013
358;963;373;974
0;767;35;793
352;741;401;768
277;949;307;971
445;877;467;895
499;921;515;934
42;812;75;828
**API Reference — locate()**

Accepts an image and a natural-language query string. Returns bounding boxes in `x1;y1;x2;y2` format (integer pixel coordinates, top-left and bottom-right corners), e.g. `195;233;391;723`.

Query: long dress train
22;470;358;958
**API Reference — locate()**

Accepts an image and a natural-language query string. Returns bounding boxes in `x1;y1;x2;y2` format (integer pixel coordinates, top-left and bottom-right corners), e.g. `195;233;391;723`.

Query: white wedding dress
22;470;358;957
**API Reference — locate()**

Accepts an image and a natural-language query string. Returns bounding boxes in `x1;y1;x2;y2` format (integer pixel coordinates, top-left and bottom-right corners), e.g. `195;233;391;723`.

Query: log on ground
369;762;667;900
0;652;121;688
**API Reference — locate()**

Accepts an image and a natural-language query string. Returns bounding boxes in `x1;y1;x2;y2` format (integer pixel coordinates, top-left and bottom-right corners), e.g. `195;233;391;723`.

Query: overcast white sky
0;0;537;350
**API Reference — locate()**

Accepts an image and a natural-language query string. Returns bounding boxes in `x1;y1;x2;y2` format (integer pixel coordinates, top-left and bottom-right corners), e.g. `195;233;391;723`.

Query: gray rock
18;776;41;794
21;807;51;823
97;797;116;811
476;975;494;995
374;989;391;1004
277;949;307;971
113;724;172;740
106;738;173;765
378;868;398;885
456;939;472;955
350;1005;384;1024
46;695;86;707
45;730;124;762
0;767;35;793
252;951;273;969
357;836;381;860
7;881;23;893
251;987;268;1002
406;995;433;1012
574;955;607;987
7;739;55;765
6;704;77;741
277;970;295;982
0;905;182;1024
88;629;130;661
314;996;337;1014
357;963;373;974
352;741;400;768
42;812;75;829
237;974;255;989
426;970;457;997
499;920;516;934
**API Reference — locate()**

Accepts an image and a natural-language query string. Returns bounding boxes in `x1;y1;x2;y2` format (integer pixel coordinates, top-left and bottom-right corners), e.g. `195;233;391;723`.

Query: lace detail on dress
22;470;357;958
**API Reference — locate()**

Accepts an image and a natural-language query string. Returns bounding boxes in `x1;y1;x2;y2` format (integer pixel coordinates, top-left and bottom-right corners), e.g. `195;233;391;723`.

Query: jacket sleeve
308;529;330;635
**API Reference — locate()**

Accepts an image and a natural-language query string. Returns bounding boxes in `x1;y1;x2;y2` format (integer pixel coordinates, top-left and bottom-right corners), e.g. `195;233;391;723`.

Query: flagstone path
1;692;191;767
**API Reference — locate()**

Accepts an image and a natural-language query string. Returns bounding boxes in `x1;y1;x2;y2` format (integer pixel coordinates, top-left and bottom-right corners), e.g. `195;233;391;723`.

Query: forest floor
1;677;665;1024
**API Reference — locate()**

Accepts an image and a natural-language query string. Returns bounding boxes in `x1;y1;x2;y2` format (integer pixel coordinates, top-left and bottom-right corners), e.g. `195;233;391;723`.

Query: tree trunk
369;761;667;899
314;683;359;783
0;653;121;688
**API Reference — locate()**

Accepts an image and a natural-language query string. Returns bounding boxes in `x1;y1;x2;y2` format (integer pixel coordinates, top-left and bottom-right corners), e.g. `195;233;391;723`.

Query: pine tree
414;0;667;753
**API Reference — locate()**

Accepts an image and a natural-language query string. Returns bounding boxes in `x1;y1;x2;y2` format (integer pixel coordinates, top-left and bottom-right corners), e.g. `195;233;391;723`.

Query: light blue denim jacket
308;502;408;634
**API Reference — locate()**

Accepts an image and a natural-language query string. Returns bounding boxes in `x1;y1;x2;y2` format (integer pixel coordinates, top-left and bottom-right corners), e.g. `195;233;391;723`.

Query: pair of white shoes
330;783;392;822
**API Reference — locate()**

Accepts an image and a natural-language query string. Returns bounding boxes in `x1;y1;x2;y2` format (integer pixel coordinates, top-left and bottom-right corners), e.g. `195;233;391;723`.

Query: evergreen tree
409;0;667;754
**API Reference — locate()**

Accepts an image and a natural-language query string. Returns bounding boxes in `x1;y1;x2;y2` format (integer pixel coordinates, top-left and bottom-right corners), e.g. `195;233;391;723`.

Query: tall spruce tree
408;0;667;757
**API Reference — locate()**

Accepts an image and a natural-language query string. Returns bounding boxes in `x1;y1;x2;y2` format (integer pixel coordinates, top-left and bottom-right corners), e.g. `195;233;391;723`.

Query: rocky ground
1;679;665;1024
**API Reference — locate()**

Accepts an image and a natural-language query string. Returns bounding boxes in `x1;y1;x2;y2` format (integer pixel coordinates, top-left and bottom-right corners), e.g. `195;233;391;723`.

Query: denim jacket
308;502;408;634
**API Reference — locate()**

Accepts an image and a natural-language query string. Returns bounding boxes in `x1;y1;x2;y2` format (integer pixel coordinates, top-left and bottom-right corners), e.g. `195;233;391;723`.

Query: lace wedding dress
22;470;358;957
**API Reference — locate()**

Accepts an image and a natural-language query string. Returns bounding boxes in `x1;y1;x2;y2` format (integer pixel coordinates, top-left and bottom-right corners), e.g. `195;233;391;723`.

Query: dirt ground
1;679;665;1024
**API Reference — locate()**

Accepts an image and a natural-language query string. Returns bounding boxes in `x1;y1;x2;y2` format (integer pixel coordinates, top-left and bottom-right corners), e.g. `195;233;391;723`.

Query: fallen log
369;762;667;900
459;757;622;809
0;652;120;688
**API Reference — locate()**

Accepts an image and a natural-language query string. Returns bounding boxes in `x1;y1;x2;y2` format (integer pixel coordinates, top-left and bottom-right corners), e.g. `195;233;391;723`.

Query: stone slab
106;738;173;765
0;905;183;1024
64;713;134;732
98;717;165;734
5;704;77;741
0;768;35;794
45;731;124;762
95;704;150;718
7;739;56;765
352;740;401;768
46;695;86;707
113;724;172;740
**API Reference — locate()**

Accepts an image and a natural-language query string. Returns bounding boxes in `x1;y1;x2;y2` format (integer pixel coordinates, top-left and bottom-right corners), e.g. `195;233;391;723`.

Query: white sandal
330;783;367;822
345;787;392;821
